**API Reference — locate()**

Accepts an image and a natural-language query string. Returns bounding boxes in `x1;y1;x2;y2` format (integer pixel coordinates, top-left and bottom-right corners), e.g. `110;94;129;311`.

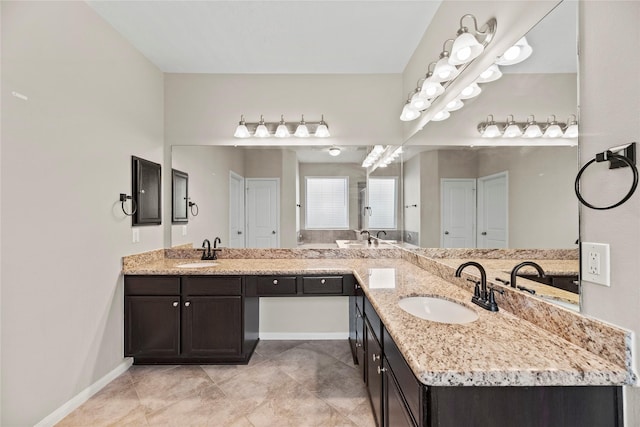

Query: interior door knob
482;232;487;235
444;231;449;235
272;230;276;234
237;231;242;234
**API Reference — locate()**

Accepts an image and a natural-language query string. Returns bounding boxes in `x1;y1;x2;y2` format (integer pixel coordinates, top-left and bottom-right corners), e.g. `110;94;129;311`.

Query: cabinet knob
172;301;179;307
377;366;387;375
184;301;191;307
372;353;380;362
356;313;362;318
320;279;326;284
273;279;278;285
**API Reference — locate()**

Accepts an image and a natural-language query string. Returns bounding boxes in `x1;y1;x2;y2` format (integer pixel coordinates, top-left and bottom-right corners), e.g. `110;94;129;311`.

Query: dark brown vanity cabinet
351;293;623;427
124;275;258;364
246;274;356;297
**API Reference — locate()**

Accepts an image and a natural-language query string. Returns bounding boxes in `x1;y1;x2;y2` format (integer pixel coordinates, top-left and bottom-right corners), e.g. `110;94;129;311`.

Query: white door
246;178;279;248
441;179;476;248
477;172;508;248
229;171;245;248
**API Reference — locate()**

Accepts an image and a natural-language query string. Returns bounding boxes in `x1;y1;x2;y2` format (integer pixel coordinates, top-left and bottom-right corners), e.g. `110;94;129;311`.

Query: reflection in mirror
171;145;381;249
172;169;189;223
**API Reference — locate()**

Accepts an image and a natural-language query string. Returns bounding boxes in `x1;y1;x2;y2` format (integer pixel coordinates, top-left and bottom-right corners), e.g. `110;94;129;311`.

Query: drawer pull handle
273;279;278;285
372;353;380;362
184;301;191;307
172;301;179;307
377;366;387;375
321;279;326;284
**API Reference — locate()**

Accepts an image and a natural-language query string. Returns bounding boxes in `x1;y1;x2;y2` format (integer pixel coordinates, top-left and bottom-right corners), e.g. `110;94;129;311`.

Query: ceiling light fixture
328;146;341;156
477;114;578;139
233;115;329;138
400;14;500;123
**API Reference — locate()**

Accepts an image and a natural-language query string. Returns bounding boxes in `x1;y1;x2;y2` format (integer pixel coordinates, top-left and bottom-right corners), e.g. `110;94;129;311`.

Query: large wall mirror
168;0;579;307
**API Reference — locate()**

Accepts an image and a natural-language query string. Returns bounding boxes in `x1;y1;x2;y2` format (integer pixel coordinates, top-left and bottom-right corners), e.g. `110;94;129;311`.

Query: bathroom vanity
123;250;631;427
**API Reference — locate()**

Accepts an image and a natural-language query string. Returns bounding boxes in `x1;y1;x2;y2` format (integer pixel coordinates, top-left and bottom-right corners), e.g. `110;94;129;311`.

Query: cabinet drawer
182;276;242;295
302;276;343;294
125;276;180;295
384;328;422;423
257;276;297;295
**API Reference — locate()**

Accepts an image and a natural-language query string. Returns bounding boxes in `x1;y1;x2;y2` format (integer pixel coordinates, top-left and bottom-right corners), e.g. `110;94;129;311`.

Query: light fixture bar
234;115;330;138
477;114;578;139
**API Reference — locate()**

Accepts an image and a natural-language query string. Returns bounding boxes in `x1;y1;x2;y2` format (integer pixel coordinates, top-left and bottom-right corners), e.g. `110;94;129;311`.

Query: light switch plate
132;228;140;243
581;242;610;286
182;225;187;236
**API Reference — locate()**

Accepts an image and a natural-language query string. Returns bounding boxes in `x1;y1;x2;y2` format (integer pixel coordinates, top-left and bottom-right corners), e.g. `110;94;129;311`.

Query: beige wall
420;151;440;247
1;2;164;425
403;155;421;237
281;149;298;248
579;2;640;424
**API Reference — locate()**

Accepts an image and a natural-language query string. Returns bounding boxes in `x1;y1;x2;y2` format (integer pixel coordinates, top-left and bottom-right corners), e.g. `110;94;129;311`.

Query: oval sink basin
177;262;219;268
398;296;478;324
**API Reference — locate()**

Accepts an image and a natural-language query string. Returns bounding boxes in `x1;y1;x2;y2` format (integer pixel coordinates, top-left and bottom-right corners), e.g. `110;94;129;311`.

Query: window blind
368;177;397;229
305;177;349;229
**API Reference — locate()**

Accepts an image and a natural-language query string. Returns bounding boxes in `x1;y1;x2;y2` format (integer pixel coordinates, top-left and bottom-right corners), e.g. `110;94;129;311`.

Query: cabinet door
355;307;366;382
182;296;242;357
366;320;383;427
384;359;417;427
125;296;180;357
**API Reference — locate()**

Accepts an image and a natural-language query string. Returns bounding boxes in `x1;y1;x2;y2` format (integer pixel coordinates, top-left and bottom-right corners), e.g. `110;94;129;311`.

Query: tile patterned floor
57;340;376;427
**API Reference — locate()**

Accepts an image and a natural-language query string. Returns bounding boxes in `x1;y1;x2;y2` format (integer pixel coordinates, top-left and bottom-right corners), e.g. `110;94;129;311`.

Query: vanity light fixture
478;114;578;139
399;14;498;123
542;115;563;138
564;115;579;138
449;14;492;65
495;36;533;66
233;115;251;138
294;115;309;137
445;98;464;112
315;115;330;138
275;115;290;138
503;115;523;138
458;82;482;100
362;145;386;168
523;115;543;138
233;114;329;138
432;110;451;122
254;115;270;138
476;64;502;83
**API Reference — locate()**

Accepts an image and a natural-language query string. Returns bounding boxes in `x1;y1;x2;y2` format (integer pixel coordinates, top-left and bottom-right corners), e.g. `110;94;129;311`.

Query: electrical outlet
581;242;610;286
182;225;187;236
132;228;140;243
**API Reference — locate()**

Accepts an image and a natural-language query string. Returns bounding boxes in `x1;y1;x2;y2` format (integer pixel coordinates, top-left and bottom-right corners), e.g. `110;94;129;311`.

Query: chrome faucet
455;261;501;312
360;230;371;244
376;230;387;239
510;261;545;292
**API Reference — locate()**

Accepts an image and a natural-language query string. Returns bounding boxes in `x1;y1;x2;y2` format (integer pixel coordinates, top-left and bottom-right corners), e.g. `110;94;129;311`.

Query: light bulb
496;37;533;66
459;83;481;100
400;104;420;121
503;123;523;138
477;64;502;83
449;31;484;65
419;78;444;99
234;115;251;138
523;123;543;138
432;54;460;83
275;115;290;138
432;110;450;121
482;124;502;138
410;92;431;110
445;99;464;112
564;123;579;138
315;115;330;137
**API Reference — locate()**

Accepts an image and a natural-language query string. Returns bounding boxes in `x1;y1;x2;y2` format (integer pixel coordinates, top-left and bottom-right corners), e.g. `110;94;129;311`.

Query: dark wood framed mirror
132;156;162;225
172;169;189;223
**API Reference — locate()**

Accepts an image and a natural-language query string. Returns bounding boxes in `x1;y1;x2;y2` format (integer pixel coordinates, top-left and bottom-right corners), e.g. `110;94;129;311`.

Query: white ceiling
87;0;442;74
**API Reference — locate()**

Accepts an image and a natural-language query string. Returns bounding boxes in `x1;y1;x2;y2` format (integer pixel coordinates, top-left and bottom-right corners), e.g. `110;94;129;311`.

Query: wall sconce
362;145;386;168
233;114;330;138
477;114;578;139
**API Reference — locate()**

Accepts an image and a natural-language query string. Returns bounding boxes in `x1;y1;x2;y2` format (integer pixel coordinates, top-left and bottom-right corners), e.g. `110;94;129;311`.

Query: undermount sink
177;262;219;268
398;296;478;324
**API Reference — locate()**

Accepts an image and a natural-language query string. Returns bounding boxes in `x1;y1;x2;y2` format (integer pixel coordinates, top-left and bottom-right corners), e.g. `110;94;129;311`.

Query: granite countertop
123;256;630;387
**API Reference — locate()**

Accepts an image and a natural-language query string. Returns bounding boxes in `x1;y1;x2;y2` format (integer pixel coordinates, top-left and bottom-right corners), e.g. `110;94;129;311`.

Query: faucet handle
487;286;503;312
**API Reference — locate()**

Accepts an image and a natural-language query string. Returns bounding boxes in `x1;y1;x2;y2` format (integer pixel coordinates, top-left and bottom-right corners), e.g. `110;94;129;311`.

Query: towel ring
119;193;137;216
575;150;638;210
188;201;199;217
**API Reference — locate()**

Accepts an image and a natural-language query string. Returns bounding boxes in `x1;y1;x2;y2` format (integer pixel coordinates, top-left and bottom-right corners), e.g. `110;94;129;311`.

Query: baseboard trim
259;332;349;340
34;358;134;427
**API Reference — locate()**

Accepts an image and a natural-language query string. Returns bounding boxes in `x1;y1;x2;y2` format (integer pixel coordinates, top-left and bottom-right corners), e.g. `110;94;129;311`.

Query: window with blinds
305;177;349;229
368;177;397;229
